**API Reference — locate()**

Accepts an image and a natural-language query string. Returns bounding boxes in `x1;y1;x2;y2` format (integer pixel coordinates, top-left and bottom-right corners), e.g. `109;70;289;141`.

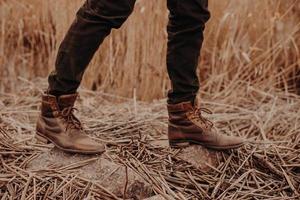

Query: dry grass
0;0;299;100
0;78;300;199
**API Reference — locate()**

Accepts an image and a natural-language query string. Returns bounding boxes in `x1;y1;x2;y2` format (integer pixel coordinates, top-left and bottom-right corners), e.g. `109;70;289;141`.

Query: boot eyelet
53;111;60;117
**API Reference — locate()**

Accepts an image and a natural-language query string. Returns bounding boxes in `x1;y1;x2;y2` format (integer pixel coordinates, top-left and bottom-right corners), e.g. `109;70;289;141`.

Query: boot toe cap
221;135;246;149
75;138;105;154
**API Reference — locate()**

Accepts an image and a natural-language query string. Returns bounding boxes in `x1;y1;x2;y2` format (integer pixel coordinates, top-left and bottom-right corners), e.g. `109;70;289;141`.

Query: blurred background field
0;0;299;100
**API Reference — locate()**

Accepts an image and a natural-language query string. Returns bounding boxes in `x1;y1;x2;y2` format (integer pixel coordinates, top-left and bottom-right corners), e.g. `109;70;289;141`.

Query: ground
0;78;300;199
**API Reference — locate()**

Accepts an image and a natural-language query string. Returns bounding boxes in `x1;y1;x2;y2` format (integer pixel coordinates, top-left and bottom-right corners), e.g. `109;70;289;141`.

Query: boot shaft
167;101;194;113
167;101;195;125
40;93;78;117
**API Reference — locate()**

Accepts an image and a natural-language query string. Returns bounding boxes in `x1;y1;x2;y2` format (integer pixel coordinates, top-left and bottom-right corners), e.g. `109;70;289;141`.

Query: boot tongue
57;93;78;110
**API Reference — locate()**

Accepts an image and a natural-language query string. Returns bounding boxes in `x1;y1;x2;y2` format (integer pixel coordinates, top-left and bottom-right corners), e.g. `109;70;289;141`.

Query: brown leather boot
36;93;105;154
167;101;246;150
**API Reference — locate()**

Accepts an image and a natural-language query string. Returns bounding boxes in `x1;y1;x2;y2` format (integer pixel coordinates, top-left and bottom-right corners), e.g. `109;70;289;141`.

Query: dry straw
0;78;299;199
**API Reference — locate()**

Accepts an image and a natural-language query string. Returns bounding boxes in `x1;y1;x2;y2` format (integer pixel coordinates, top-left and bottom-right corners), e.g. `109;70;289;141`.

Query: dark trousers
48;0;210;104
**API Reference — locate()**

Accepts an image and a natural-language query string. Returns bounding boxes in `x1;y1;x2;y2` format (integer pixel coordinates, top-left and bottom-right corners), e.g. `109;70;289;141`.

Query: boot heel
169;140;190;148
35;134;50;144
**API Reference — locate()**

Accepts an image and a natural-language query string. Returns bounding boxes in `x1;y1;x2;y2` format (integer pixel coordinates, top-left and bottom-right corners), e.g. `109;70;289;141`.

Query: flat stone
150;139;218;172
150;139;169;148
177;145;218;172
143;194;169;200
27;148;152;199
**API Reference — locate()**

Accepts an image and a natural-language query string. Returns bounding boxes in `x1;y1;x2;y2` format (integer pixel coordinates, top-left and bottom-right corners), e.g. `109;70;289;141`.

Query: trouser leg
48;0;136;95
166;0;210;104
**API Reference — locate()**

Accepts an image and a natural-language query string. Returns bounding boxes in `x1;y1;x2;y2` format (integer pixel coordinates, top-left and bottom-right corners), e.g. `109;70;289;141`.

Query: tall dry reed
0;0;299;100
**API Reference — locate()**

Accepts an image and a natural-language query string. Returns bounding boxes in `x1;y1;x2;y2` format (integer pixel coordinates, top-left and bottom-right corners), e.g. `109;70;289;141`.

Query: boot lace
189;107;214;129
60;107;82;130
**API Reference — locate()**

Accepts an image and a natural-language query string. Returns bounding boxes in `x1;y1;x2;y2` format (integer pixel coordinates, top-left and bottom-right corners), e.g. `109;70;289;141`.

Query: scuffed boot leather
36;93;105;154
167;101;246;150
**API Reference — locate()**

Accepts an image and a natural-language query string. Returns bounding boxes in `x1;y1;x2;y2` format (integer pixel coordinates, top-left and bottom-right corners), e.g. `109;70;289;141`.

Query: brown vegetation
1;79;300;199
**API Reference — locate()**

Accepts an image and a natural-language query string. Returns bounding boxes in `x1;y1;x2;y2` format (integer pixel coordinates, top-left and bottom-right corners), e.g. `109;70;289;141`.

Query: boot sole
35;132;105;155
169;139;245;150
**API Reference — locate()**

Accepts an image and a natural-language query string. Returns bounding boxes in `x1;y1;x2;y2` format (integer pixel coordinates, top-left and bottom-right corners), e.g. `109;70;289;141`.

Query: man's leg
167;0;210;104
36;0;136;154
166;0;246;150
48;0;136;95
